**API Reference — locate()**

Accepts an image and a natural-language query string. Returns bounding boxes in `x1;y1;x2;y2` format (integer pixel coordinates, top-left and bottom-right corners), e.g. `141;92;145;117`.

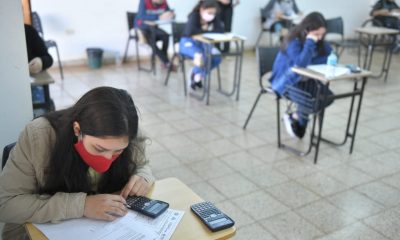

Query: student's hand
120;175;151;198
84;194;128;221
306;32;320;42
159;11;174;20
29;57;43;74
276;11;284;19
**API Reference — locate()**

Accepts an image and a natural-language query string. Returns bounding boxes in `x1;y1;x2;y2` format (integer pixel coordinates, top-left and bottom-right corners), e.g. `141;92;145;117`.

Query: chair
164;22;187;96
243;47;280;134
31;12;64;80
325;17;358;56
255;8;273;49
123;12;154;73
2;143;16;169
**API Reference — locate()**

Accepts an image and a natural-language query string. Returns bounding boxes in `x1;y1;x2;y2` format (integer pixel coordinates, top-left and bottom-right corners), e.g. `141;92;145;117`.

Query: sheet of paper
33;209;184;240
307;64;350;78
202;33;236;41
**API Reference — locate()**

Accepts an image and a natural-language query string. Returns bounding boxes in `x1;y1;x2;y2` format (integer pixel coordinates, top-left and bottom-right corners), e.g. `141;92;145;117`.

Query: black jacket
182;12;224;37
24;24;53;70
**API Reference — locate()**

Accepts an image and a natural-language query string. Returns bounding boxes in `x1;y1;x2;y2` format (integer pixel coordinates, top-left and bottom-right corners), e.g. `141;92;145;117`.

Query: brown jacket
0;118;155;228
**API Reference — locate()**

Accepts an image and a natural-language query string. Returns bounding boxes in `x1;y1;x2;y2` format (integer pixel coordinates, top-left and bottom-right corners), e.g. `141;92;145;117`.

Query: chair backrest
256;46;280;81
31;12;44;38
2;142;16;169
326;17;344;36
171;22;186;44
127;12;138;31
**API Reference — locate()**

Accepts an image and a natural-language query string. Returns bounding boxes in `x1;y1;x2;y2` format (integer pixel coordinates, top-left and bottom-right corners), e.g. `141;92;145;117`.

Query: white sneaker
283;113;295;138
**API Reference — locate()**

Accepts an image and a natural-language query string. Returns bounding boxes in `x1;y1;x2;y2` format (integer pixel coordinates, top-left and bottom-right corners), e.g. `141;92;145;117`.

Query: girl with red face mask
0;87;154;239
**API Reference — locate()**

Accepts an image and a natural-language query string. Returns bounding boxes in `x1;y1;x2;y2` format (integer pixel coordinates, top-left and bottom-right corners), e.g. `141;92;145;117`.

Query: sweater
24;24;53;70
0;118;154;227
270;38;332;95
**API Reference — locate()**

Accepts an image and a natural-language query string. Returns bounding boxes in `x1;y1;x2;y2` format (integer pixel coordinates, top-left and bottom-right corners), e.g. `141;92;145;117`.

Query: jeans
179;37;222;79
286;79;334;127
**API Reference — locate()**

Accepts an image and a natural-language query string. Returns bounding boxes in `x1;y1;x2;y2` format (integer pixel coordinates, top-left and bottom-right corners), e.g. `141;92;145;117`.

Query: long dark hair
40;87;146;195
282;12;328;56
190;0;220;16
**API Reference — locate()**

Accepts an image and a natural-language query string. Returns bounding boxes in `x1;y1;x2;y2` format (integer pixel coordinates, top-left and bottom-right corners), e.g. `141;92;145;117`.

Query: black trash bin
86;48;103;69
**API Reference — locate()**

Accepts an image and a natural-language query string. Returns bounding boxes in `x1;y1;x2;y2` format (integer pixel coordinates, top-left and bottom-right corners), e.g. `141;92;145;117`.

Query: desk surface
354;26;399;35
26;178;236;240
292;67;372;84
30;71;55;86
193;33;245;44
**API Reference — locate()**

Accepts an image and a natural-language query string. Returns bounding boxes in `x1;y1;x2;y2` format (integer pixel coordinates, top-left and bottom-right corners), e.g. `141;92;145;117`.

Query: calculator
191;201;235;232
126;196;169;218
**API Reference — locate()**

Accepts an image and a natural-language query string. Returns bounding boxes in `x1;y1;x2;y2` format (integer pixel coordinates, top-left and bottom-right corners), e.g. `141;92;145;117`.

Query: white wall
0;0;33;158
32;0;371;62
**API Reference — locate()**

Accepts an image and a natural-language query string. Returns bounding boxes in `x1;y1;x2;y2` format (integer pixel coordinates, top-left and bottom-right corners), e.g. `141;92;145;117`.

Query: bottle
326;51;338;78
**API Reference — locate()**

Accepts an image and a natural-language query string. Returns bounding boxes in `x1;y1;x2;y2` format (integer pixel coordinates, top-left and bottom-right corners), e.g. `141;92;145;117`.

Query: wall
31;0;371;62
0;0;33;161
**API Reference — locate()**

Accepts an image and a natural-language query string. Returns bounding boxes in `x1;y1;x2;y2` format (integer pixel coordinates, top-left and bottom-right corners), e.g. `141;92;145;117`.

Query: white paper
307;64;350;78
34;209;184;240
202;33;245;41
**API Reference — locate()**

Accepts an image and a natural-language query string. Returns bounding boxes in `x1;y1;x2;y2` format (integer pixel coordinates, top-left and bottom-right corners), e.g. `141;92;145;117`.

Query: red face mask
74;140;120;173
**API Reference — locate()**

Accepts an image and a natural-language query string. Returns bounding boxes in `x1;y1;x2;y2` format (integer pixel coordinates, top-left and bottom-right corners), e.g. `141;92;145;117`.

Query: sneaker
188;69;197;91
283;113;306;139
195;81;203;89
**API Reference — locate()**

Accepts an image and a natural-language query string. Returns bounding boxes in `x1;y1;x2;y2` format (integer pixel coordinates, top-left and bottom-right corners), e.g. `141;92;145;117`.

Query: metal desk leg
350;77;367;153
205;44;212;105
313;83;328;164
236;40;245;101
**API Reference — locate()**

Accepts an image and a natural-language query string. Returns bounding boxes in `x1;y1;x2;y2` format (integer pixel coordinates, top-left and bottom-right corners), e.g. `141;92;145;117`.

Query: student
262;0;301;39
25;24;54;105
370;0;400;29
135;0;175;69
25;24;53;74
270;12;334;139
217;0;240;53
180;0;224;90
0;87;154;239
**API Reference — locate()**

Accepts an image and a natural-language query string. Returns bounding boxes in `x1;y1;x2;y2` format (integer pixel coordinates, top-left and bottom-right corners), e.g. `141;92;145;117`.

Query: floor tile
232;190;289;220
266;181;320;209
260;211;324;240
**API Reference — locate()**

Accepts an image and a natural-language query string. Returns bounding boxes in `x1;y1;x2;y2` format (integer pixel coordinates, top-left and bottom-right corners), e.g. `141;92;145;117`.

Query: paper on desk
307;64;350;78
33;209;184;240
202;33;246;41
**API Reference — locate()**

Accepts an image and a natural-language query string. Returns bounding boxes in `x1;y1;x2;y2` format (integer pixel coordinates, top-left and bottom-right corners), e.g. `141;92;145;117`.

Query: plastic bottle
326;51;338;78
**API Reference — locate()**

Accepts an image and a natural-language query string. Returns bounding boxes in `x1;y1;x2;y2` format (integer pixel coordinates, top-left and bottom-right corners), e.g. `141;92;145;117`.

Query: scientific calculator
191;201;235;232
126;196;169;218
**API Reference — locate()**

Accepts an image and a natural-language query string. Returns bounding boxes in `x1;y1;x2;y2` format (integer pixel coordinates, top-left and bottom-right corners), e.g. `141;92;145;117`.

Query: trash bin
86;48;103;69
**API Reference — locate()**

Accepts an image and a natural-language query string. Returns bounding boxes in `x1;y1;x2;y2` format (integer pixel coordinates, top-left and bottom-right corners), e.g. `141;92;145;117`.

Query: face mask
74;140;120;173
201;12;216;22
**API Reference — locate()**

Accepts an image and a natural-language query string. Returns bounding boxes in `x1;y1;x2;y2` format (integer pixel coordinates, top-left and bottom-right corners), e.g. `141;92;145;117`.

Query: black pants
142;27;170;64
287;79;334;127
219;6;233;53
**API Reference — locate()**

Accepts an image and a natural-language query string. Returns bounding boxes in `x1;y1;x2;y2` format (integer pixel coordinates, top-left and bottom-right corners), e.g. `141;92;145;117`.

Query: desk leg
236;40;244;101
205;44;212;105
313;83;327;164
350;77;367;153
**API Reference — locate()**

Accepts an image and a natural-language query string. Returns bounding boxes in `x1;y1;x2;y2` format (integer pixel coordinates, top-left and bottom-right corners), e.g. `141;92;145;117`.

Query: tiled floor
3;48;400;239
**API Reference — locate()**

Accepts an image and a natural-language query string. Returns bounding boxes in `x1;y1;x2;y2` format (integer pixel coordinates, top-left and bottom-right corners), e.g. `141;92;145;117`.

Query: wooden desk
191;34;245;105
30;71;55;114
281;67;373;163
26;178;236;240
355;26;399;81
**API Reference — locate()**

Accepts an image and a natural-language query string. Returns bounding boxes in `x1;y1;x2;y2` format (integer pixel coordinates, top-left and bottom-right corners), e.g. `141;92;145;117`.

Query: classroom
1;0;400;239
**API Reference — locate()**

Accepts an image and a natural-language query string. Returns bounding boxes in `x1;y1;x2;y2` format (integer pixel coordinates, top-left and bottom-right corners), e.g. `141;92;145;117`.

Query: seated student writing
25;24;54;105
370;0;400;29
135;0;175;69
0;87;154;239
270;12;334;139
262;0;302;40
180;0;224;90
